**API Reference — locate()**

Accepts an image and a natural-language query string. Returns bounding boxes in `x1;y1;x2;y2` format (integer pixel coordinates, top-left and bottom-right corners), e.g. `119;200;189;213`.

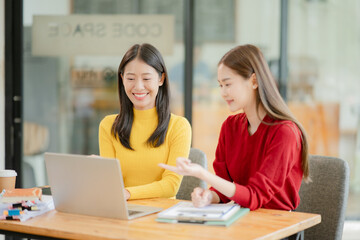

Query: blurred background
2;0;360;238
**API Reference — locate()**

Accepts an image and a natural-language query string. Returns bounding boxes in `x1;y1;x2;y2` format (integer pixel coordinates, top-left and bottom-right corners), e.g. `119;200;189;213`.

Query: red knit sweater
210;113;303;211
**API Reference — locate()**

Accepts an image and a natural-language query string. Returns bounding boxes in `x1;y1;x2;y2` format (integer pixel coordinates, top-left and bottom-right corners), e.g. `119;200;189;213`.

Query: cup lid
0;170;17;177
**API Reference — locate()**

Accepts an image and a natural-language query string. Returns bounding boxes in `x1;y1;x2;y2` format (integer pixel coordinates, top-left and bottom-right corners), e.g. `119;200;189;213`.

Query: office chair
296;155;349;240
176;148;208;200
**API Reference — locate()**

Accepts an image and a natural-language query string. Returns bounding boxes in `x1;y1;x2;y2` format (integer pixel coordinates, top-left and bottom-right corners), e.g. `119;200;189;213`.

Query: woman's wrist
211;191;220;203
125;189;131;200
197;167;208;180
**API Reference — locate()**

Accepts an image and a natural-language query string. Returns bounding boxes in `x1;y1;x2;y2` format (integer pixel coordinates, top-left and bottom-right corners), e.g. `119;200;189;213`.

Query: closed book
0;188;42;203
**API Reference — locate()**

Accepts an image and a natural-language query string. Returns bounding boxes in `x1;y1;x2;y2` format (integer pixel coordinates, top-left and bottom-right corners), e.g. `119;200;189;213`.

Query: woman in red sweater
160;44;309;211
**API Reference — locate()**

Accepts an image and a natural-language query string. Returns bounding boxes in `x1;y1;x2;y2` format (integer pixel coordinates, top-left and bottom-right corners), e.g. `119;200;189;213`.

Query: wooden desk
0;198;320;240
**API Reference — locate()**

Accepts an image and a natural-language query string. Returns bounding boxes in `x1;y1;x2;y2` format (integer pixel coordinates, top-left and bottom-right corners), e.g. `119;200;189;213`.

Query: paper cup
0;170;17;192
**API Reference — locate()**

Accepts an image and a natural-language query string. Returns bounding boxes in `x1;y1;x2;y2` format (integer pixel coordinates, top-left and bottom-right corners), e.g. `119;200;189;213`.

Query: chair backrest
296;155;349;240
176;148;208;200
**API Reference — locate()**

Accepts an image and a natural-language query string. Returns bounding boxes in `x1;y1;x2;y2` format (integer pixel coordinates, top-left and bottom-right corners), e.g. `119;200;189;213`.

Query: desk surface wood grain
0;198;321;240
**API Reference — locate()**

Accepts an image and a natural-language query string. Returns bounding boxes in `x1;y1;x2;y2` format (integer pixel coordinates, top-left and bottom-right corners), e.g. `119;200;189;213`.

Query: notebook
156;201;249;226
44;152;162;220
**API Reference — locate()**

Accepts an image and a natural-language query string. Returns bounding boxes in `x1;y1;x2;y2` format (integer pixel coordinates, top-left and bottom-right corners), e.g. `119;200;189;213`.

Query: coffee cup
0;170;17;193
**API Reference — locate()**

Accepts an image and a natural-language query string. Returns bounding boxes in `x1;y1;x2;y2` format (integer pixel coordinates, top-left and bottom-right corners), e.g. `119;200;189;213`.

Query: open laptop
44;152;163;220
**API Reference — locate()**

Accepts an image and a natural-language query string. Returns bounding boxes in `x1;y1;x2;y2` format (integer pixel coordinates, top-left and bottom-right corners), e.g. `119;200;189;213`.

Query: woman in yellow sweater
99;43;191;200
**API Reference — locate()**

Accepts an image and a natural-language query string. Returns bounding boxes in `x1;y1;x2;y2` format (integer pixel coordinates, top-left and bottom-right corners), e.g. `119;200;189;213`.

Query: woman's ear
251;73;258;89
159;73;165;86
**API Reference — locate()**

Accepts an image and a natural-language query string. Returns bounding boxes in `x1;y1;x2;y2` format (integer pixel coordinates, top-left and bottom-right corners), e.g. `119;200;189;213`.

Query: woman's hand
124;189;130;200
158;157;205;178
191;187;214;208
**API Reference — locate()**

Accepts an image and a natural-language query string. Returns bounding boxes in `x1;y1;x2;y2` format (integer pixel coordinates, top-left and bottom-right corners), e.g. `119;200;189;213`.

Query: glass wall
192;0;280;172
287;0;360;220
21;0;360;220
22;0;185;187
191;0;360;220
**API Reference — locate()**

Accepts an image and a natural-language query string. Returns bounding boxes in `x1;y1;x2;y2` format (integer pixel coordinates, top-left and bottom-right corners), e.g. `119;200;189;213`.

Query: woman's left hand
158;157;204;178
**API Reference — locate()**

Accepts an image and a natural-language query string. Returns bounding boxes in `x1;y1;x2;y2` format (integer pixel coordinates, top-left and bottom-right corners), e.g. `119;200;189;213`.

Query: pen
156;218;206;224
178;220;206;224
7;209;22;216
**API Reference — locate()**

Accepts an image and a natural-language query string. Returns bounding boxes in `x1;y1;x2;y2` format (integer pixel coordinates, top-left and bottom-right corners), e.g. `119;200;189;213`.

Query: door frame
5;0;23;187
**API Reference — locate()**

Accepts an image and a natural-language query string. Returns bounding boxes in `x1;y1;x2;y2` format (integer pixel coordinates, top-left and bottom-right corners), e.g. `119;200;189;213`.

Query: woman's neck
245;105;267;135
133;107;157;120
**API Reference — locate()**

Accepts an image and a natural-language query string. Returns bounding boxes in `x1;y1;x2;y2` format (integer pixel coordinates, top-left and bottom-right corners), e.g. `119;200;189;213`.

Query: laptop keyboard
128;210;142;216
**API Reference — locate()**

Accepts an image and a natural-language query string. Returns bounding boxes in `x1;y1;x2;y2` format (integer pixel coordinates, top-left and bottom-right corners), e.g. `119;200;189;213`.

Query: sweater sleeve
210;120;233;203
127;117;192;199
98;116;116;158
230;124;301;210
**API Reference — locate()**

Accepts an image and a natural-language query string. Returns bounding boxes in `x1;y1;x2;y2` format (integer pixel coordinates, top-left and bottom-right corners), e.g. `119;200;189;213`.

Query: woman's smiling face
122;58;164;110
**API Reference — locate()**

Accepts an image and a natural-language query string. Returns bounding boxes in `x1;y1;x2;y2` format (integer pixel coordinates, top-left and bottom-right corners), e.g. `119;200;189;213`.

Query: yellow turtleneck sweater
98;107;191;200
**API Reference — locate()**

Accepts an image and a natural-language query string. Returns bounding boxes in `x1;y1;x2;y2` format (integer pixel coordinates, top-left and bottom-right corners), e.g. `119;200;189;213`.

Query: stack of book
156;202;249;227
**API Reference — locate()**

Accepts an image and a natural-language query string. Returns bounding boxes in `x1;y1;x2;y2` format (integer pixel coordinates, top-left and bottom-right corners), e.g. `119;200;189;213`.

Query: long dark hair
219;44;309;180
112;43;171;150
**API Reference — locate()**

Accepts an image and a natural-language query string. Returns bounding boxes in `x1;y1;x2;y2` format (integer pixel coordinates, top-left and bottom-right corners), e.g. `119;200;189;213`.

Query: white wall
0;0;5;169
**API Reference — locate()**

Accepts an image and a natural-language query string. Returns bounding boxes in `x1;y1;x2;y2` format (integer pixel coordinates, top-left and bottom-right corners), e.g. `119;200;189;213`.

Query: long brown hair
112;43;171;150
219;44;309;180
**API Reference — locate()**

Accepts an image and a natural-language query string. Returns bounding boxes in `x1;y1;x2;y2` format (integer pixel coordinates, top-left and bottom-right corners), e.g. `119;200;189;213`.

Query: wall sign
32;15;174;56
